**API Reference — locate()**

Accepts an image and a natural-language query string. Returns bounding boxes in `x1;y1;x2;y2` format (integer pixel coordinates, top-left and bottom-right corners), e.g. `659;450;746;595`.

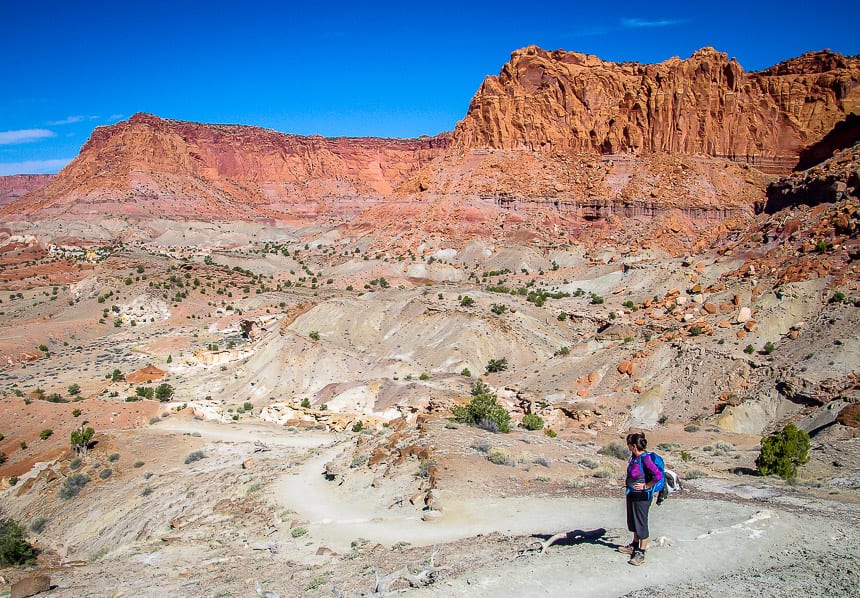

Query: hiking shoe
617;543;636;555
628;551;646;566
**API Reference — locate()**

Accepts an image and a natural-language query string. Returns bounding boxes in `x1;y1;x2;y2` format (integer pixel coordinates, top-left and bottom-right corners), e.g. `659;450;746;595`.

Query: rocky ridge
0;175;54;206
452;47;860;172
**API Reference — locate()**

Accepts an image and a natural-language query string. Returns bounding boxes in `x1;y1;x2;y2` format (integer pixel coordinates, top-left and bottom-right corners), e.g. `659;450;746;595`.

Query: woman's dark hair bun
625;432;647;451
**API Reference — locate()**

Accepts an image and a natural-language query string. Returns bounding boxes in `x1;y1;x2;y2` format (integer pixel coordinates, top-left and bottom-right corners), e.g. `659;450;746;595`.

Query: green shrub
300;397;311;408
59;473;90;499
485;357;508;373
291;526;308;538
0;451;6;465
544;428;557;438
39;429;53;440
521;414;545;431
597;441;628;461
460;368;472;377
829;291;846;304
486;448;512;466
69;457;82;470
133;460;144;468
763;341;776;355
578;458;599;469
460;296;475;307
419;373;430;381
99;468;112;480
756;423;810;480
141;486;153;497
451;381;511;433
184;450;205;465
490;303;507;315
744;344;755;354
0;517;36;566
148;416;161;425
135;386;154;399
680;451;693;462
67;383;81;396
108;453;120;462
352;421;363;433
309;331;320;341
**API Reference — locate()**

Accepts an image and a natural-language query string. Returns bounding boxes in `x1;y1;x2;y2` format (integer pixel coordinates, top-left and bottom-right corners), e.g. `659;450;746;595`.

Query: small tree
155;383;174;402
67;383;81;396
485;358;508;373
70;423;95;458
756;423;810;480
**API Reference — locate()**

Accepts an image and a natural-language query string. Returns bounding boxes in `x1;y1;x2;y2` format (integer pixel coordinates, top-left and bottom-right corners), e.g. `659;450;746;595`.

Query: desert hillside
0;45;859;598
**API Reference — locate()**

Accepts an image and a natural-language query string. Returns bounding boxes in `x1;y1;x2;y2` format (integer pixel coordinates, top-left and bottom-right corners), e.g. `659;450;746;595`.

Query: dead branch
373;546;444;594
250;542;279;554
523;531;569;555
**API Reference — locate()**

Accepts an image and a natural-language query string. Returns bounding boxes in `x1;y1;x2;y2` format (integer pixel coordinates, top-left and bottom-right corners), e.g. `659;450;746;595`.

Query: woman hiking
618;432;662;566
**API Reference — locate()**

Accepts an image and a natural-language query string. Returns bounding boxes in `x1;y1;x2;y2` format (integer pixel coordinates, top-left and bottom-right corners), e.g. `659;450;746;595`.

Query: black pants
626;491;652;539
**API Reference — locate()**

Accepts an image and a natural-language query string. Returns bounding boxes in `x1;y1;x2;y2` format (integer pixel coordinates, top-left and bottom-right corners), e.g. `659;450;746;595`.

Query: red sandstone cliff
0;175;54;206
4;113;448;220
452;47;860;173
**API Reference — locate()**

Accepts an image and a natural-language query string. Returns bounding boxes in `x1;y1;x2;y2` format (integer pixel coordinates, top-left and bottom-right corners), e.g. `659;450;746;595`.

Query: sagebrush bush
451;381;511;433
486;448;512;466
184;450;205;465
99;468;112;480
578;458;599;470
597;441;628;461
756;423;810;480
59;473;90;500
29;517;48;533
521;414;544;431
291;526;308;538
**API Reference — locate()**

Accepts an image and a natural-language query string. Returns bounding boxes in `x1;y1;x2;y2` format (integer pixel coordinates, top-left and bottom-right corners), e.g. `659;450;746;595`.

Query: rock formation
3;113;448;220
3;47;858;251
452;47;860;173
0;175;54;206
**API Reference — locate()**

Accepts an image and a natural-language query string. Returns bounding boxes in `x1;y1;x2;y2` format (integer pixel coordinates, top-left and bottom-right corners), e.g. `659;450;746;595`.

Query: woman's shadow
525;528;617;554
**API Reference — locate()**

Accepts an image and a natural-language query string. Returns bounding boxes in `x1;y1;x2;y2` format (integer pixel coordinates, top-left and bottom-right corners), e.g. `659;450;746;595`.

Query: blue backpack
644;452;666;495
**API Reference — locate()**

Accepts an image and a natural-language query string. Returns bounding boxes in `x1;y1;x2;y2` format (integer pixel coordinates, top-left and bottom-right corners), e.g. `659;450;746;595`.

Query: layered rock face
0;174;54;206
6;113;448;220
452;47;860;173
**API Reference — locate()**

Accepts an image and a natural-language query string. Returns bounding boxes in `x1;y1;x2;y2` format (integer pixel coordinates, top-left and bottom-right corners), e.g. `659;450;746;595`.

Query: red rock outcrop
0;174;54;206
452;47;860;173
3;113;449;220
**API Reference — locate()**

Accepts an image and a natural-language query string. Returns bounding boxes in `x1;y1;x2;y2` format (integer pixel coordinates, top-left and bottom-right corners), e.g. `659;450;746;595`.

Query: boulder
11;575;51;598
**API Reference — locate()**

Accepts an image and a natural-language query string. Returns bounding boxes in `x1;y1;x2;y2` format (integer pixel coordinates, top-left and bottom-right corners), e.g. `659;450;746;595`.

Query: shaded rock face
0;174;54;206
5;113;449;220
452;47;860;173
764;146;859;213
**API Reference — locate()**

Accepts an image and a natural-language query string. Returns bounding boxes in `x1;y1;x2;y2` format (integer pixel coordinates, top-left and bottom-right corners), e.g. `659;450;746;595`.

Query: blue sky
2;0;857;175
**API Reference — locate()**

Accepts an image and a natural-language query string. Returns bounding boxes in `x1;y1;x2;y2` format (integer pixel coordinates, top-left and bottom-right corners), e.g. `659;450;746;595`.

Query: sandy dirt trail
272;439;847;597
157;417;859;597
